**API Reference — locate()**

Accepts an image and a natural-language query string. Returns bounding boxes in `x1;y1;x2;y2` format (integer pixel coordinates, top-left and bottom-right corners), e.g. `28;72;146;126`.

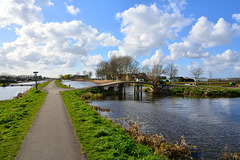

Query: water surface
0;80;47;101
90;86;240;159
61;80;97;88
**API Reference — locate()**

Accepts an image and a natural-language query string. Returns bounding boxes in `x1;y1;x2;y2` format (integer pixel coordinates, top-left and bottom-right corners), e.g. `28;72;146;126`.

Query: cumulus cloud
82;55;103;67
142;50;170;66
188;17;235;47
65;3;80;15
37;0;54;6
168;41;210;60
0;20;119;75
0;0;42;28
204;49;240;71
113;3;192;58
232;13;240;23
167;16;240;63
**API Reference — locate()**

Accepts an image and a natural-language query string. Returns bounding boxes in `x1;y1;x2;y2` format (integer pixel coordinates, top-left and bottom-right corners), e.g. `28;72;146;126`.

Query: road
16;81;87;160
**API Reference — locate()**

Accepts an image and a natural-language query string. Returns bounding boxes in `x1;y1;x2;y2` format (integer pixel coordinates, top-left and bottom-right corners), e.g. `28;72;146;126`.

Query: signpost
33;71;38;90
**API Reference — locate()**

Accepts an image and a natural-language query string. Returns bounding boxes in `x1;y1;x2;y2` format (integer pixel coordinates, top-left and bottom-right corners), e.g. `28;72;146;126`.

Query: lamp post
33;71;38;90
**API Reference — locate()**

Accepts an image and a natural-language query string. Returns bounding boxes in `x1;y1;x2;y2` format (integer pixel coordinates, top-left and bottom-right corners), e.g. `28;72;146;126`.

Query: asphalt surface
16;81;87;160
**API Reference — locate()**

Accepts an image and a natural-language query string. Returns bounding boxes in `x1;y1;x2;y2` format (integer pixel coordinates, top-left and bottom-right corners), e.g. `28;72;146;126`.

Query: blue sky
0;0;240;78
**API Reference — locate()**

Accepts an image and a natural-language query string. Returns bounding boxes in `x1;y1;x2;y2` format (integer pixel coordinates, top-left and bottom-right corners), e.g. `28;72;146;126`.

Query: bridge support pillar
134;84;143;101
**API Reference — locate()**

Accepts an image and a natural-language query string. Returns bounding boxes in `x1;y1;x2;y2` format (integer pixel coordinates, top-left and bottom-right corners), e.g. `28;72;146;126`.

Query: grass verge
55;79;73;89
0;81;50;160
171;86;240;97
61;89;167;160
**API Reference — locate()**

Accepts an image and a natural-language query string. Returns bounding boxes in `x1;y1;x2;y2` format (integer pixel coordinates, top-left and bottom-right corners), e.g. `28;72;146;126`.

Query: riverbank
170;86;240;97
60;86;198;159
0;81;50;160
61;88;168;160
55;79;73;88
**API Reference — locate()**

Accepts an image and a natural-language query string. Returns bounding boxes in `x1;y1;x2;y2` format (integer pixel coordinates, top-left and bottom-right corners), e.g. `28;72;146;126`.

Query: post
33;71;38;90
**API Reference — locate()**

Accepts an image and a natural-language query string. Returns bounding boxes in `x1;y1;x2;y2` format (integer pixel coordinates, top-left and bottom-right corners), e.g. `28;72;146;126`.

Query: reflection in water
91;86;240;159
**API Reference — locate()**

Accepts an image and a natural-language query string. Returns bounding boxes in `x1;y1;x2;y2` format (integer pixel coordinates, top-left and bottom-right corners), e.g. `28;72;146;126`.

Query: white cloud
37;0;54;6
167;16;240;62
81;54;104;77
113;3;192;58
65;3;80;15
0;20;119;76
142;49;170;66
232;13;240;23
0;0;42;28
204;49;240;71
188;16;235;47
81;54;103;67
168;41;210;60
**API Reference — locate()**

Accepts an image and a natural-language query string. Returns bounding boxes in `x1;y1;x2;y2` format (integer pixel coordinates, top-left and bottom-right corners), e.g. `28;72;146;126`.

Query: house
118;73;147;81
194;77;208;82
71;75;88;80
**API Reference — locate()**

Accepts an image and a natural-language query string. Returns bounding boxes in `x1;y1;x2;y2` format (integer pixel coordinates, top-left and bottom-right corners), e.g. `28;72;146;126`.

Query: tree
151;64;165;81
209;71;213;80
83;70;87;75
88;71;92;79
190;67;204;82
165;63;178;80
95;56;139;80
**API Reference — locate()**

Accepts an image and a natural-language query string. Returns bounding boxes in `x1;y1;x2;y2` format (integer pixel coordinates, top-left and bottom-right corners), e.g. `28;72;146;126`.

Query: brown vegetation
110;118;195;159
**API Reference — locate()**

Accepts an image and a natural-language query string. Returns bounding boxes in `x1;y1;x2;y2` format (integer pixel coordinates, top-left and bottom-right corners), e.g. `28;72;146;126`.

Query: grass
55;79;74;89
61;89;167;160
0;81;50;160
171;86;240;97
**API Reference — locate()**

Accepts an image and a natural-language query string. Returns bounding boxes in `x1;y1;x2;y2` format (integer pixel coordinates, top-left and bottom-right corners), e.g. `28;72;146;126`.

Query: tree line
0;73;45;82
95;55;179;81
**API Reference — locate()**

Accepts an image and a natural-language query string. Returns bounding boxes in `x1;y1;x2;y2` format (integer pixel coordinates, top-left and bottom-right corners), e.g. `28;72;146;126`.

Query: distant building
71;75;88;80
118;73;147;81
195;77;208;82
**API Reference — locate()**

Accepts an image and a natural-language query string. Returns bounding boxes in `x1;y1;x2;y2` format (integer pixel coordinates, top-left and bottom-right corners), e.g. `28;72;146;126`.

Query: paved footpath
16;81;87;160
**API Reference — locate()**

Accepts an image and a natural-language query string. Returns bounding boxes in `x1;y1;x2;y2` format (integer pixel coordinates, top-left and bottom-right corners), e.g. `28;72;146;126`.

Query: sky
0;0;240;78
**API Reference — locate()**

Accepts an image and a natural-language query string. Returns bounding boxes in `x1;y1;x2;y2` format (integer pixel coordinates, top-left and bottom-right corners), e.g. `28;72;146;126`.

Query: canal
62;81;240;159
0;81;47;101
3;80;238;159
89;85;240;159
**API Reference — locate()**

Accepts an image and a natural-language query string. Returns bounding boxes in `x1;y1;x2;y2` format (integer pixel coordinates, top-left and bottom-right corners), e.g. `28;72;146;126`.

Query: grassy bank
171;86;240;97
0;81;50;160
61;89;167;160
55;79;73;89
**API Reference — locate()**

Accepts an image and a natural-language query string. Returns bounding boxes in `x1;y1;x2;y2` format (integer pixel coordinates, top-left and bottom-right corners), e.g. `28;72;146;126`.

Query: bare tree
190;67;204;82
95;61;108;79
209;71;213;80
83;70;87;75
142;65;150;76
88;71;92;79
151;64;165;81
165;63;178;79
95;56;139;80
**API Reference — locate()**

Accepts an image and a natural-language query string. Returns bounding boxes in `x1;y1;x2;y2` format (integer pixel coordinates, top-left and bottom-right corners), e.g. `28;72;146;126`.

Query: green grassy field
61;89;167;160
0;81;50;160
